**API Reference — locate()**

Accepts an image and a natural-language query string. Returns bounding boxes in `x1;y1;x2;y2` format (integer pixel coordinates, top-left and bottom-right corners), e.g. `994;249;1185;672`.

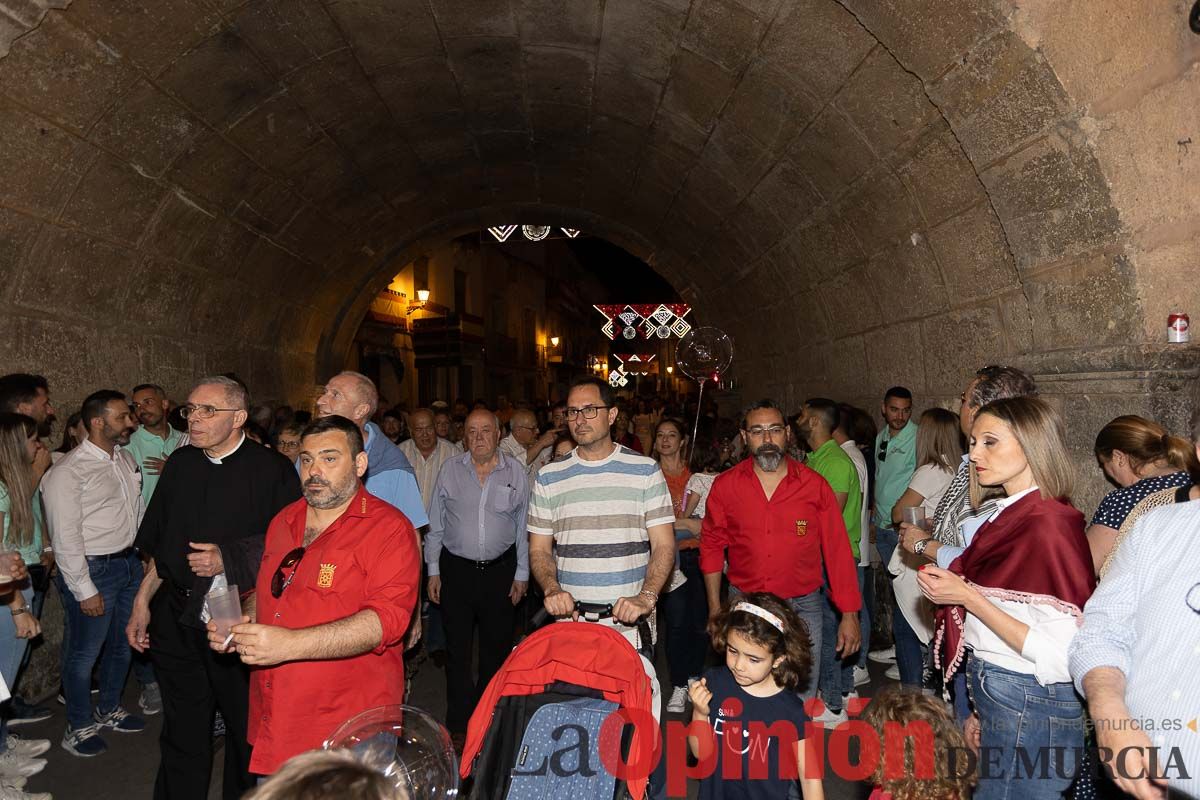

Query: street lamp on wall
407;289;431;316
549;336;559;347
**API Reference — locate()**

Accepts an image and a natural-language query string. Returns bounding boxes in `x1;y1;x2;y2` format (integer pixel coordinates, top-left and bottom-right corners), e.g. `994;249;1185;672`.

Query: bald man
399;409;464;510
426;410;530;741
499;408;561;479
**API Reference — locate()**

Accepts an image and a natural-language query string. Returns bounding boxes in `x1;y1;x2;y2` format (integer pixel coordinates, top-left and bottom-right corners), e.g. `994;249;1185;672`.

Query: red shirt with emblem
248;487;420;774
700;457;861;612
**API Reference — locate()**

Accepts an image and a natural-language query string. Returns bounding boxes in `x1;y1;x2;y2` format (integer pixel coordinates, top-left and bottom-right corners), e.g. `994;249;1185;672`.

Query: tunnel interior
0;0;1197;508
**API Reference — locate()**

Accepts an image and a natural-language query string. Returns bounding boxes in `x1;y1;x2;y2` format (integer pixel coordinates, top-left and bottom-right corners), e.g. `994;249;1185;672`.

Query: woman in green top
0;414;49;750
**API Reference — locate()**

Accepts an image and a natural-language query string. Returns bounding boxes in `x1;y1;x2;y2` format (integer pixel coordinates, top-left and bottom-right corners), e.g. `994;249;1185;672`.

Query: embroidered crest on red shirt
795;519;808;537
317;563;336;588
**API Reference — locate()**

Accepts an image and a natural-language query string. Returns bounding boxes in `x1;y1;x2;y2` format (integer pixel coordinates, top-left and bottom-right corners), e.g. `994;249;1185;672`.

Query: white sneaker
853;665;870;686
2;739;47;761
666;686;689;714
885;664;901;681
0;782;50;800
813;705;848;728
0;750;44;779
868;646;896;664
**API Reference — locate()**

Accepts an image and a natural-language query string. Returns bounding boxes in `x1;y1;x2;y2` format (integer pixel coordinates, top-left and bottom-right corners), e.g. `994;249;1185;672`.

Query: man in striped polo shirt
528;378;676;649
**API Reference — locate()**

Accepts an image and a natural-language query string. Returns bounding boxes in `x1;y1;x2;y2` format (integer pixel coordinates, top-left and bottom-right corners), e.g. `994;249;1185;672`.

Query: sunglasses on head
271;546;306;598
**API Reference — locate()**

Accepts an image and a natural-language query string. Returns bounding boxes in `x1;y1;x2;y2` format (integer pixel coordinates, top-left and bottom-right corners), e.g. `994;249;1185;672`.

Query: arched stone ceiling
0;0;1196;427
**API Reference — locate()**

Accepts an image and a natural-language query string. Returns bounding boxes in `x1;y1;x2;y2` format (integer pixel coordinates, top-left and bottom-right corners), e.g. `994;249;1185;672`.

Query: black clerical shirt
135;435;301;627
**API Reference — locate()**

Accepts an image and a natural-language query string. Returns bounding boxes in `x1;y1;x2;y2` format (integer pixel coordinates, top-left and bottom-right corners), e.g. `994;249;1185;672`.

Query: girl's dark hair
838;403;877;446
708;592;812;691
56;412;83;454
862;687;977;800
690;439;723;473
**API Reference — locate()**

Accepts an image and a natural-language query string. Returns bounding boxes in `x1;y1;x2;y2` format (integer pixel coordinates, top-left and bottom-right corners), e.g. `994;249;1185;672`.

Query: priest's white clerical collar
205;433;246;465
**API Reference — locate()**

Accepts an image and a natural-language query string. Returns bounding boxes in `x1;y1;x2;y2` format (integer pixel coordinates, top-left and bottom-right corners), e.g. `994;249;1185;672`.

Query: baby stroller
460;603;657;800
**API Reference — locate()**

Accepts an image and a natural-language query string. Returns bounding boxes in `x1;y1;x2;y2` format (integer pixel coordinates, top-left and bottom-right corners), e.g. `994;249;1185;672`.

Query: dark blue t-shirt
697;666;811;800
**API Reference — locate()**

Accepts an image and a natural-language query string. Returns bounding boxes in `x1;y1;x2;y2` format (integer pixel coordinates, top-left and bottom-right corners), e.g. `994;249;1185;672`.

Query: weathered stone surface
516;0;602;48
599;0;685;83
90;79;202;177
818;263;881;338
61;153;166;244
842;0;1005;81
896;123;990;226
680;0;765;74
233;0;346;77
785;108;876;201
865;320;926;393
759;0;875;100
593;68;662;129
920;305;1008;395
723;62;821;151
661;49;737;131
930;31;1072;167
67;0;219;76
157;30;275;129
835;47;939;158
0;101;97;217
781;209;866;281
864;237;948;322
982;133;1123;271
927;202;1020;304
1022;253;1142;351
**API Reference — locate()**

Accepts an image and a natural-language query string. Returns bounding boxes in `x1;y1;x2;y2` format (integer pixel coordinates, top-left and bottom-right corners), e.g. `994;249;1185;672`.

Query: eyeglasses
565;405;608;420
271;546;306;598
180;404;239;420
512;424;538;432
277;440;301;451
745;425;786;438
878;438;889;462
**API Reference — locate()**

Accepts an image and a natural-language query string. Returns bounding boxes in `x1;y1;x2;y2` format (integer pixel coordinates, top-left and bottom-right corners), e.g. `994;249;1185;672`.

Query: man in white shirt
499;408;558;479
399;409;463;509
43;390;147;758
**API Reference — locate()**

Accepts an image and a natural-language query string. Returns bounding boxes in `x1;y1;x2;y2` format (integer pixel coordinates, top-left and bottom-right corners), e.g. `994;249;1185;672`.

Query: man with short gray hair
128;376;301;799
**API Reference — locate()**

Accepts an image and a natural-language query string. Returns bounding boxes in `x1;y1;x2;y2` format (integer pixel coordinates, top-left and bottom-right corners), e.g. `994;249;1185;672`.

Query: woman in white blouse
918;397;1096;800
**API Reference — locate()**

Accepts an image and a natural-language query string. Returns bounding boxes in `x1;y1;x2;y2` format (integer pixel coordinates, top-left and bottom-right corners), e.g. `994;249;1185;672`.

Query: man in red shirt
700;399;861;700
207;415;420;776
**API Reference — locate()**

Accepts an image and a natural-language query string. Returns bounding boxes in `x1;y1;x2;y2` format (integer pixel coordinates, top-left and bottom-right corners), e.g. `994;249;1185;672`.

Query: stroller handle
530;600;614;628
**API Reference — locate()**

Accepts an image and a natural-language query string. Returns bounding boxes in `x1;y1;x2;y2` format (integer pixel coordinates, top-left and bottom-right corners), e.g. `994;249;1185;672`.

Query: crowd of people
0;364;1194;800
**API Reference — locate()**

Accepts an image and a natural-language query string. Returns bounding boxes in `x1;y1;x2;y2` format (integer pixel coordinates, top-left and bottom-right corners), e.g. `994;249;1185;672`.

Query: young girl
688;592;823;799
862;687;975;800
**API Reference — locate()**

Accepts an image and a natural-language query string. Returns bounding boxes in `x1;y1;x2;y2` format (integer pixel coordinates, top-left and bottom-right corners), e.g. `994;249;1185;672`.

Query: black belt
442;545;515;570
85;547;137;562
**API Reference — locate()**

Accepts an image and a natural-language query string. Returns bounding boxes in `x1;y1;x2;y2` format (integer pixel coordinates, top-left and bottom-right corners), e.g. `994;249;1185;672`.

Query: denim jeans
57;552;141;729
0;586;34;753
854;564;872;674
969;659;1085;800
875;528;925;687
663;549;707;688
818;577;857;711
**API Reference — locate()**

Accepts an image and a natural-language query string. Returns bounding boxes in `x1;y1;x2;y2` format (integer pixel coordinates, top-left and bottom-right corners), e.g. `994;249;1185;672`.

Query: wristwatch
913;537;935;555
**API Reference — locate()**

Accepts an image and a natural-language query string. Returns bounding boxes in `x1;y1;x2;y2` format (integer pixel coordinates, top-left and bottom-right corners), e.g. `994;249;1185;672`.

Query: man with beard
206;415;419;777
43;390;147;756
0;374;56;438
124;383;188;716
127;376;301;799
700;399;861;701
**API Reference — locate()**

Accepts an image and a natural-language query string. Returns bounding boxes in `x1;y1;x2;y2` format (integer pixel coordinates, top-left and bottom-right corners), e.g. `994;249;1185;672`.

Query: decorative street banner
607;353;658;387
593;304;691;341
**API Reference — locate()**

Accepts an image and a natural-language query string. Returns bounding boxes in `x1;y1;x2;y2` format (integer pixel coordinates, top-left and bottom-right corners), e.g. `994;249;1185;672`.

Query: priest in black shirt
127;376;301;800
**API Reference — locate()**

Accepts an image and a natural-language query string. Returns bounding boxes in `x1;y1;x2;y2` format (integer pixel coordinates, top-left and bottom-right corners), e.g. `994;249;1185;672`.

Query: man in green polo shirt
123;382;187;716
126;384;187;507
799;397;862;726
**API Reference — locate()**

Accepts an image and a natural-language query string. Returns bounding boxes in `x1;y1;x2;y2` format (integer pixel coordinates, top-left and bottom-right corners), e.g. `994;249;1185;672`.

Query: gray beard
304;476;358;509
753;446;784;472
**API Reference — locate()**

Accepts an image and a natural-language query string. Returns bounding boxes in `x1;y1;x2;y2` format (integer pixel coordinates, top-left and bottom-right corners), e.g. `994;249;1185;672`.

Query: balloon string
688;378;706;469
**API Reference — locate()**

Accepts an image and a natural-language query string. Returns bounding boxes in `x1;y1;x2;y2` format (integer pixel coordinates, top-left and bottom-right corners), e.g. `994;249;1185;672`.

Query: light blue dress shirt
425;451;530;582
1069;500;1200;798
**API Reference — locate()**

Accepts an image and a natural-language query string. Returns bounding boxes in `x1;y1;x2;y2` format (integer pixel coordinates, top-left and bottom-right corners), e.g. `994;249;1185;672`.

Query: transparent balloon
323;705;459;800
675;327;733;381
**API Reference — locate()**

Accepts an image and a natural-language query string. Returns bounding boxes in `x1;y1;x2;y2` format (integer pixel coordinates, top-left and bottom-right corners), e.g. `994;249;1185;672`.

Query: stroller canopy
461;622;655;799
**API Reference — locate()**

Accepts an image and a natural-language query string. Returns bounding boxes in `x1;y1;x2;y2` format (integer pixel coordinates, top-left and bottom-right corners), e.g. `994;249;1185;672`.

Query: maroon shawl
933;491;1096;680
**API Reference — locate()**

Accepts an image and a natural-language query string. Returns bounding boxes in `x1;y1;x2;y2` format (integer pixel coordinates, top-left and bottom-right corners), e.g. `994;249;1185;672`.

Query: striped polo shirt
528;444;675;607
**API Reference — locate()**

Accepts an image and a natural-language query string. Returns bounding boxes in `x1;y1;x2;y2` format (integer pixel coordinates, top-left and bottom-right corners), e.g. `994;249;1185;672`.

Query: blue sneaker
92;707;145;734
61;724;107;757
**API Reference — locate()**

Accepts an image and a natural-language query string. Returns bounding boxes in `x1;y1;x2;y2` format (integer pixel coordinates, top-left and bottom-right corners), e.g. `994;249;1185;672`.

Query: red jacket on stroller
461;622;656;799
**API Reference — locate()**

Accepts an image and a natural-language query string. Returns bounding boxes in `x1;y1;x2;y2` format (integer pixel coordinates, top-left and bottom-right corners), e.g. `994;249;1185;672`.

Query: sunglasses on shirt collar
271;546;306;599
878;438;888;462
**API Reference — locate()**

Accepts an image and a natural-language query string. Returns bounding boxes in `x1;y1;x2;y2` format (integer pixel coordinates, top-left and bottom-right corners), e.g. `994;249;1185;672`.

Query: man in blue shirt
425;409;529;740
314;372;427;530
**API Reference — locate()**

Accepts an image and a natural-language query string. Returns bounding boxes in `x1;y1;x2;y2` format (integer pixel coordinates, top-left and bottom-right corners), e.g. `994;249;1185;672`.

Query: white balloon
675;327;733;381
324;705;459;799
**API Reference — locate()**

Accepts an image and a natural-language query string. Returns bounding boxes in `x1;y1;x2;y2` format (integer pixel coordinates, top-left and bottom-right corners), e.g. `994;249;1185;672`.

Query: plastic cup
206;584;242;640
901;506;927;531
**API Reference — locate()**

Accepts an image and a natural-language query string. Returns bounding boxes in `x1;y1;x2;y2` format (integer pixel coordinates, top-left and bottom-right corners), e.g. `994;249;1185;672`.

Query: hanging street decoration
593;303;692;341
607;353;660;387
487;225;582;242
